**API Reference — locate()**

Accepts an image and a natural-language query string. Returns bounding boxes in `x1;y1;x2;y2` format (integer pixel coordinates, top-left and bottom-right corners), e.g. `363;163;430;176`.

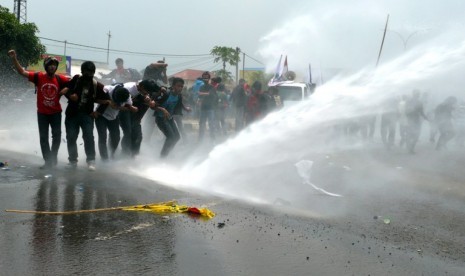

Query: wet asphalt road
1;145;465;276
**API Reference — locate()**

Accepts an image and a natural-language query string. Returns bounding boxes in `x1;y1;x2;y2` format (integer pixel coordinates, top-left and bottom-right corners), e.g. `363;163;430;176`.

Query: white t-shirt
124;82;140;98
98;84;133;121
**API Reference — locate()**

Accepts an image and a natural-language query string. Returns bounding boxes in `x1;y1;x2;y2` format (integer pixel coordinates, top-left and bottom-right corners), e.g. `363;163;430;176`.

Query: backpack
33;72;63;94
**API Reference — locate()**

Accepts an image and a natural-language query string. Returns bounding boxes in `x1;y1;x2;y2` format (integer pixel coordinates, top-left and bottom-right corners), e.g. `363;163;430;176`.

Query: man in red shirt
8;50;69;169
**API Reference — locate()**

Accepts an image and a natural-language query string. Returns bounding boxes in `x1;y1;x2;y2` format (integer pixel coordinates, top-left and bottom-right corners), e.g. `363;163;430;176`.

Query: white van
274;81;316;105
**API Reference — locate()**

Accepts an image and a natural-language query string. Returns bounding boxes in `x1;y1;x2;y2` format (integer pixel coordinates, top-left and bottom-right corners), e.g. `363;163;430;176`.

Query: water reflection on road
27;170;180;275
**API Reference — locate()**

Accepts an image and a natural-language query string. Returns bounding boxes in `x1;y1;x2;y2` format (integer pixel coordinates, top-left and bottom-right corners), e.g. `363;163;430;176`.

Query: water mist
132;16;465;217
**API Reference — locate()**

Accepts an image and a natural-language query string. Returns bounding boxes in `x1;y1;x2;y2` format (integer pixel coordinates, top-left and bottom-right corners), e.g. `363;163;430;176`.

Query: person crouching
95;85;137;161
152;77;190;158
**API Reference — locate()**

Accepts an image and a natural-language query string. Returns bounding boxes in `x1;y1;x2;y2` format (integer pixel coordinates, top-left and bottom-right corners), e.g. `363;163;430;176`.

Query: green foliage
0;7;45;74
210;46;241;83
213;69;234;84
210;46;241;70
243;70;273;90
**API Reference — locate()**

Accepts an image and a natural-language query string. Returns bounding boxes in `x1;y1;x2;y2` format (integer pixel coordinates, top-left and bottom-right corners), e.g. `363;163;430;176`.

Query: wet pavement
1;145;465;275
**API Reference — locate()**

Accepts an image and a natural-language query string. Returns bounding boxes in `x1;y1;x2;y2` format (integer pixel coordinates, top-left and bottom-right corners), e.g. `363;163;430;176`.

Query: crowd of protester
5;52;284;171
6;50;464;171
330;89;465;154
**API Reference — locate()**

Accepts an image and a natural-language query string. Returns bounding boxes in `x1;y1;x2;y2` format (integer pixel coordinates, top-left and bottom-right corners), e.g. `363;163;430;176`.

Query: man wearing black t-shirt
197;72;218;143
61;61;110;171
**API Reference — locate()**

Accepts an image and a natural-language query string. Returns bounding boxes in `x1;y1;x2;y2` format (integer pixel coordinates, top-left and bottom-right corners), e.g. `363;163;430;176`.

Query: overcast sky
2;0;465;77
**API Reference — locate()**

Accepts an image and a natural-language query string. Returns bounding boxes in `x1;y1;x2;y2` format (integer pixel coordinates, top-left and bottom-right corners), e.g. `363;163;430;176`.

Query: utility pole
242;52;245;79
376;14;390;67
235;47;240;84
106;30;111;65
13;0;27;23
64;40;67;57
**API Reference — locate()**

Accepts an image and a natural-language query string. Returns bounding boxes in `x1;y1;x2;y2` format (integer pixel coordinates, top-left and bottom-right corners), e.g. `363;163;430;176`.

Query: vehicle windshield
277;86;304;101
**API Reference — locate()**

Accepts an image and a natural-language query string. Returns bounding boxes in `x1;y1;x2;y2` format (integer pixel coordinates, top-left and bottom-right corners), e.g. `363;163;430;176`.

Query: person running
152;77;190;158
230;79;247;131
405;90;428;154
124;79;159;157
216;84;229;135
198;72;218;143
380;96;398;149
455;99;465;147
140;61;168;145
397;94;409;147
142;60;168;85
245;81;263;125
94;84;137;161
7;50;69;169
434;96;457;150
191;77;205;118
61;61;110;171
172;85;191;143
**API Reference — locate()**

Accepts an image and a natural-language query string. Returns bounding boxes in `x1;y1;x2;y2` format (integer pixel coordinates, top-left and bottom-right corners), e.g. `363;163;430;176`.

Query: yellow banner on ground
5;200;216;219
122;201;216;219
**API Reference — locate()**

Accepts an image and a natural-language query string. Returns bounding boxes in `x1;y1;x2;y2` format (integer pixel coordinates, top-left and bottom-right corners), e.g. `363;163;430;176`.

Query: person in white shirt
94;84;137;160
123;80;159;157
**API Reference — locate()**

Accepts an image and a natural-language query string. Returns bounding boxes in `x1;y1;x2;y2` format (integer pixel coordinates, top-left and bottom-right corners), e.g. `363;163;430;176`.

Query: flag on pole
273;55;283;79
268;55;283;86
307;63;312;84
268;55;284;86
279;56;288;81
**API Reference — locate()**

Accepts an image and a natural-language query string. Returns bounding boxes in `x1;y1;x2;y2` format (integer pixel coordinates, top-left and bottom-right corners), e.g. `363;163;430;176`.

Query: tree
210;46;240;83
244;70;271;90
0;6;45;88
213;69;234;83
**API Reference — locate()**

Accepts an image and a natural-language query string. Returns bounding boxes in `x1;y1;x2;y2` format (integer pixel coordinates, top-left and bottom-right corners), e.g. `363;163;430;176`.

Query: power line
41;36;264;64
41;36;265;74
39;36;211;58
168;57;215;71
44;43;107;54
244;53;264;65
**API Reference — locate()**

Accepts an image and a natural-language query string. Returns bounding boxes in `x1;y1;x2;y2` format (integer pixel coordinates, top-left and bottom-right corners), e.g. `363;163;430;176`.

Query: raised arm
148;62;168;84
7;50;28;78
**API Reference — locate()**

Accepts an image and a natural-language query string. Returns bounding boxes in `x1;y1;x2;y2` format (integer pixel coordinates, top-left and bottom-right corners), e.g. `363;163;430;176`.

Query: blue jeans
65;112;96;164
155;116;180;157
95;116;120;160
37;112;62;166
198;109;216;141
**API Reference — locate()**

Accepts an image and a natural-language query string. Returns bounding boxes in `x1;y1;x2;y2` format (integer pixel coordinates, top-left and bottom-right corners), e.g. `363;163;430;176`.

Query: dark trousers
131;120;143;157
65;113;96;164
380;113;397;148
216;108;227;135
198;109;216;141
406;119;422;153
234;106;245;131
118;111;132;156
436;121;455;150
95;116;120;160
155;116;180;158
37;112;62;166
